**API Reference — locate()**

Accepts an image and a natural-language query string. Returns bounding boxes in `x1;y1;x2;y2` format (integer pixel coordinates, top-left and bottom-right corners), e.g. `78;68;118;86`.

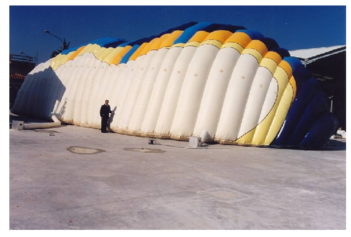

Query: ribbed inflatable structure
12;22;339;149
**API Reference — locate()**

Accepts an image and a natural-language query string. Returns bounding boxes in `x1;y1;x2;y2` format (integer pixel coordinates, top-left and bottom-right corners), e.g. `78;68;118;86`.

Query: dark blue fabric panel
201;24;223;32
283;57;304;72
217;24;246;32
299;112;339;149
291;66;310;94
272;78;320;147
104;39;127;48
270;48;290;59
258;37;279;50
236;30;264;40
61;46;80;55
287;91;328;147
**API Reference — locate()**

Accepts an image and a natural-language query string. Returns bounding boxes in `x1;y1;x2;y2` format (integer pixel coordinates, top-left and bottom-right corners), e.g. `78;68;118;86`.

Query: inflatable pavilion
12;22;339;149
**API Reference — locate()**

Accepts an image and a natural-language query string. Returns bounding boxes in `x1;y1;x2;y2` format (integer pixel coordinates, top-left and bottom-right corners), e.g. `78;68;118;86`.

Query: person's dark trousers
101;117;109;132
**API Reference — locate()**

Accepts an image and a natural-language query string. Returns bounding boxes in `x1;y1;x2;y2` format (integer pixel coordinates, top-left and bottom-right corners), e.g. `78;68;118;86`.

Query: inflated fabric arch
11;22;339;149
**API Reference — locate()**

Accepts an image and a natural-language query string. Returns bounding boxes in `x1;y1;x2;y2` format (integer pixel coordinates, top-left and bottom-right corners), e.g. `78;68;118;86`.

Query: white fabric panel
11;62;39;114
215;54;260;142
72;56;102;125
118;51;157;131
128;48;169;133
258;79;278;123
153;46;198;136
108;63;131;130
170;44;219;139
237;67;275;138
114;56;145;130
64;53;97;123
193;47;241;137
26;61;51;117
84;58;112;127
60;53;95;123
56;54;85;122
78;59;107;127
106;64;124;107
41;65;59;118
90;62;115;128
50;59;73;117
13;62;45;115
140;47;183;136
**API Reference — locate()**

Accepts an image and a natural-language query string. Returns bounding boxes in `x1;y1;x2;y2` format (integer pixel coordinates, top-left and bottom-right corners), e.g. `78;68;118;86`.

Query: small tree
50;39;70;58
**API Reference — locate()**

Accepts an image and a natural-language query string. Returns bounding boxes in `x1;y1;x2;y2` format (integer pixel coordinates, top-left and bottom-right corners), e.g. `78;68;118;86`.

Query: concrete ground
10;121;346;230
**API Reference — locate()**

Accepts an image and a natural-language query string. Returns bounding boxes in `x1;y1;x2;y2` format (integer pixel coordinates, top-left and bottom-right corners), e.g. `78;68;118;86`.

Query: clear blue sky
9;5;346;63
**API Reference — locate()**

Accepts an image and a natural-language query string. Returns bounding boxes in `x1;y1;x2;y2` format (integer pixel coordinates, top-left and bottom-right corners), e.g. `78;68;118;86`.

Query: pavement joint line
10;183;324;220
11;187;260;218
10;189;202;217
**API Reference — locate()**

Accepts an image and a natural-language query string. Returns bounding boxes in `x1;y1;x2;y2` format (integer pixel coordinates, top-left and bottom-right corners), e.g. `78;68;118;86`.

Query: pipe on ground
23;113;61;130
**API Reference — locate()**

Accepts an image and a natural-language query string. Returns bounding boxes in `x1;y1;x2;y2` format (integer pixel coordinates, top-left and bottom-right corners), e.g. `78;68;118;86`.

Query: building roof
289;45;346;65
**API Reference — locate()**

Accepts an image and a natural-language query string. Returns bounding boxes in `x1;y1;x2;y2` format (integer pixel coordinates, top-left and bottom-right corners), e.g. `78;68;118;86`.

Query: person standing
100;100;113;133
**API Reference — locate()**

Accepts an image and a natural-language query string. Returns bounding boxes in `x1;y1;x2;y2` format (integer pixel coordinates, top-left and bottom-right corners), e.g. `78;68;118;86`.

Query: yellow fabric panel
96;48;114;61
274;66;290;82
264;51;282;65
278;60;293;78
184;41;200;47
52;54;65;69
235;128;257;145
111;45;132;65
161;30;183;48
242;48;263;62
67;46;85;61
201;39;223;49
50;54;63;69
96;48;112;61
56;52;74;69
129;42;148;61
160;33;170;40
188;31;209;43
49;57;55;68
224;32;252;48
94;47;104;58
149;37;165;51
289;76;297;102
49;54;58;68
100;47;118;62
139;38;158;56
77;44;93;56
103;47;124;64
77;44;101;58
202;30;232;44
245;40;268;57
92;44;102;54
78;44;100;56
251;62;290;145
260;58;278;75
264;83;294;145
95;47;107;59
171;43;185;48
221;42;244;53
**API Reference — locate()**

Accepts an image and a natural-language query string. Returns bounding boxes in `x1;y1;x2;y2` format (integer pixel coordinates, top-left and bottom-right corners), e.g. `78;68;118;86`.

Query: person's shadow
107;106;117;132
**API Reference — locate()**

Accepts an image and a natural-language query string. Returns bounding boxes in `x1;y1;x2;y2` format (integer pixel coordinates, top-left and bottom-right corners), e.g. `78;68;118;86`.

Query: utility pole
44;30;64;52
